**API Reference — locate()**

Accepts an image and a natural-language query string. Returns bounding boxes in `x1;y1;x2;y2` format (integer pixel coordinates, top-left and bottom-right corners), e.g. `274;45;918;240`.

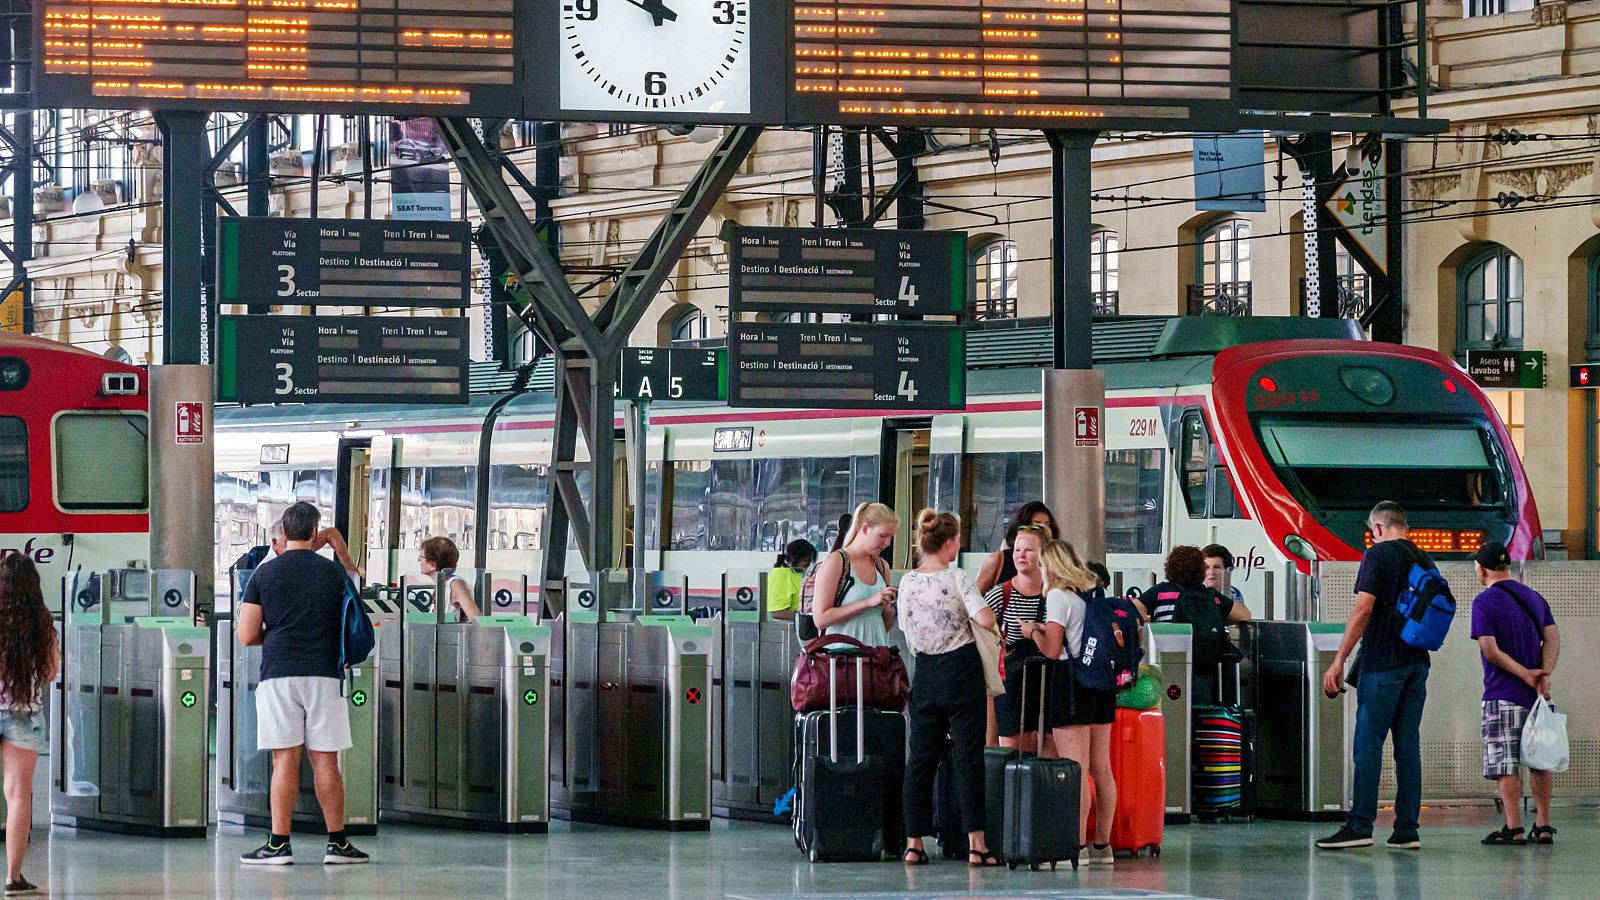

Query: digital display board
218;314;468;404
729;321;964;410
35;0;525;114
788;0;1237;130
728;225;964;317
218;217;470;309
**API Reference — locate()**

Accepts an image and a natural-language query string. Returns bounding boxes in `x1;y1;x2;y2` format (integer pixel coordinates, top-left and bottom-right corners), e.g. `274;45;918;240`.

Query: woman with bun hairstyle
810;502;899;647
1033;539;1119;868
897;510;1001;867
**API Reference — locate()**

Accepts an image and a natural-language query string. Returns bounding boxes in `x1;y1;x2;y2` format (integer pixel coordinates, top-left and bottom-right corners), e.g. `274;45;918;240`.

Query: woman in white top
418;536;481;623
810;502;898;647
0;555;60;896
897;510;1002;867
1027;538;1118;868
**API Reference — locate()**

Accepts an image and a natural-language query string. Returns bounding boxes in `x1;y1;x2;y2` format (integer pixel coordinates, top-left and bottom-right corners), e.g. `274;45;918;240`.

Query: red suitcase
1087;707;1166;857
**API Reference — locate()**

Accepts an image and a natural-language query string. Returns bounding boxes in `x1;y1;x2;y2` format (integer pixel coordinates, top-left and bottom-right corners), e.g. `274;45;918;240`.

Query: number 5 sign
1074;406;1100;447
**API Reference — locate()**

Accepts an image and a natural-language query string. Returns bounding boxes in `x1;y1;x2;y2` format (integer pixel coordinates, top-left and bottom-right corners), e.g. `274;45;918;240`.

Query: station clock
558;0;753;117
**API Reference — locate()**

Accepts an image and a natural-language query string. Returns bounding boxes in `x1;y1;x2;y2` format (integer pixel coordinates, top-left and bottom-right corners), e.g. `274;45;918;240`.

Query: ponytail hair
1040;539;1098;594
916;508;961;556
841;502;898;548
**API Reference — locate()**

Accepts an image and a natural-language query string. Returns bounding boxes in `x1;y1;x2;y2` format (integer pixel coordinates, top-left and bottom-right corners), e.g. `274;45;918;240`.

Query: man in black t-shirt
1317;501;1431;852
238;502;369;867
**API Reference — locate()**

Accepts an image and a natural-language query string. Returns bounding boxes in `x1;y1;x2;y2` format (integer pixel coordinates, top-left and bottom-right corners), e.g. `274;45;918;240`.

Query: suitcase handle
1020;655;1050;754
826;652;867;764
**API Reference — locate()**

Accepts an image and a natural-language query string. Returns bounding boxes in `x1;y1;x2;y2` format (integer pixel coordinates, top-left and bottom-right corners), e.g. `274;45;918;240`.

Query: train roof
0;331;131;363
216;315;1367;427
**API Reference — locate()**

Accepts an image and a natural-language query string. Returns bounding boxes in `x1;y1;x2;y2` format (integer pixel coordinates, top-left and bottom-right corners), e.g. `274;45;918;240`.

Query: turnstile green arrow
523;688;539;705
350;690;368;707
180;691;197;709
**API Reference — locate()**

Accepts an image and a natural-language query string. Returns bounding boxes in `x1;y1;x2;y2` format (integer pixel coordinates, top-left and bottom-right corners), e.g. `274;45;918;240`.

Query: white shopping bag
1521;697;1570;773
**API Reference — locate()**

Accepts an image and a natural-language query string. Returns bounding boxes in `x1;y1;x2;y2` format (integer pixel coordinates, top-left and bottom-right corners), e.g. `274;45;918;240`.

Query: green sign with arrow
180;691;197;709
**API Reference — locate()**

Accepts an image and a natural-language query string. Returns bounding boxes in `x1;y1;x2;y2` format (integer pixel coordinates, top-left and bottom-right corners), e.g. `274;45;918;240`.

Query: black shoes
1315;826;1374;850
323;840;370;865
4;877;37;896
1387;832;1422;850
240;840;295;866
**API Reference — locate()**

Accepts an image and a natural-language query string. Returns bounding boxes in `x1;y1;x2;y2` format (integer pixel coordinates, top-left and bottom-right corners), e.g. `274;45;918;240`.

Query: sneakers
1315;826;1374;850
4;877;38;896
1087;844;1115;866
1387;832;1422;850
323;840;370;865
240;840;295;866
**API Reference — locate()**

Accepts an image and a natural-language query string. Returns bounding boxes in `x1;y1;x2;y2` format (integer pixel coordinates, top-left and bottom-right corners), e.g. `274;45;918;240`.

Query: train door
1173;408;1238;543
366;437;401;586
881;419;932;569
336;438;373;576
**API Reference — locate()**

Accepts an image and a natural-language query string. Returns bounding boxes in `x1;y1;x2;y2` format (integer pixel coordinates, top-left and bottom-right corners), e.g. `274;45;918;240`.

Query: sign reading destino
34;0;525;114
218;315;468;405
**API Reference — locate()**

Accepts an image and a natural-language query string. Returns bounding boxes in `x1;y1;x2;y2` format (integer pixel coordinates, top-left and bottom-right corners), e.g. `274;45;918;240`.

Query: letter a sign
1074;406;1100;447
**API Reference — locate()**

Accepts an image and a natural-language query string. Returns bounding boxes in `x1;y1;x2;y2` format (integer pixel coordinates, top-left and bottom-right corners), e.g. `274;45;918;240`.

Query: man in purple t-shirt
1469;541;1561;846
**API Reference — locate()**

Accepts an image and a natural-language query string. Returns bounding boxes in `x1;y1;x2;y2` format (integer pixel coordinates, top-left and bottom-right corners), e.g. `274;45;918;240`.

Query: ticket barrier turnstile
554;570;712;829
712;569;797;821
1147;623;1192;823
378;571;550;832
50;569;210;837
1244;621;1352;820
215;567;380;835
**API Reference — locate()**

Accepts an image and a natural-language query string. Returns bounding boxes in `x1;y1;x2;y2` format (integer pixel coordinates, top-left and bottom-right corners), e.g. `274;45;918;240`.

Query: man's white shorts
256;676;353;752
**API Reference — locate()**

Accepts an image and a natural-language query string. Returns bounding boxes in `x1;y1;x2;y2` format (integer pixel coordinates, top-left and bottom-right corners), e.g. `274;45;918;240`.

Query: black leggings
902;642;988;839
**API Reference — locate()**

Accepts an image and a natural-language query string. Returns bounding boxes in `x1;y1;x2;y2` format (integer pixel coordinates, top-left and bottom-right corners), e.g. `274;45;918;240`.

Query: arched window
1587;251;1600;353
1091;230;1119;316
670;307;709;346
1191;219;1252;316
972;238;1019;320
1458;244;1523;351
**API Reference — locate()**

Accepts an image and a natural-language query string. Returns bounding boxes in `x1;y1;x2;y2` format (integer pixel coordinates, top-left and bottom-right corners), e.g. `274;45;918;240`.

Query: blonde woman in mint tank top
811;502;899;647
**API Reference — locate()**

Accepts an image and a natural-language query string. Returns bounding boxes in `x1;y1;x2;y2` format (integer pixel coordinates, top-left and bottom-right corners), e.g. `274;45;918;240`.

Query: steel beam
1046;130;1098;370
157;110;211;364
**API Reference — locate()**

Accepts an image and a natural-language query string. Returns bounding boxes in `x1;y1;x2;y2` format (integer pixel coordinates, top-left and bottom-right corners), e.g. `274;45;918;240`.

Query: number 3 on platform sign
275;363;294;395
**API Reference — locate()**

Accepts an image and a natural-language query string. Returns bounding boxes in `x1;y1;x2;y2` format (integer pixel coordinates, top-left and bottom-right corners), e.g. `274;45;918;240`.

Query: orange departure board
788;0;1236;129
35;0;525;114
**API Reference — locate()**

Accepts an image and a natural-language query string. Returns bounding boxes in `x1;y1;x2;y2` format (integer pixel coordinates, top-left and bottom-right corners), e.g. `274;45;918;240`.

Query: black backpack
1173;586;1240;668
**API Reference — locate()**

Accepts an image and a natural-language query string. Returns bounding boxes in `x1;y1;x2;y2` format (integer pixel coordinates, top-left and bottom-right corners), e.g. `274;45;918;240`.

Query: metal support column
1370;138;1405;343
156;111;212;365
4;110;33;333
1282;132;1340;317
1046;130;1096;370
245;115;270;315
437;119;761;599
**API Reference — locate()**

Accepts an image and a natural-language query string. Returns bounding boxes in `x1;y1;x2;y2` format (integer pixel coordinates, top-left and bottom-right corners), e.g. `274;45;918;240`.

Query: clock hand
620;0;677;25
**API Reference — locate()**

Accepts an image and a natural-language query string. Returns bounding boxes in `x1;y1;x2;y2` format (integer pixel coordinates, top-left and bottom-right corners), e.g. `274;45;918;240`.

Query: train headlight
0;357;28;391
1284;534;1318;562
1338;366;1395;407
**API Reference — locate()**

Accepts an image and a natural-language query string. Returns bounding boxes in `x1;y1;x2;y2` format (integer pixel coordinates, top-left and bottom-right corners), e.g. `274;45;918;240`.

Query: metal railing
1298;274;1371;320
1092;290;1119;317
1185;282;1253;317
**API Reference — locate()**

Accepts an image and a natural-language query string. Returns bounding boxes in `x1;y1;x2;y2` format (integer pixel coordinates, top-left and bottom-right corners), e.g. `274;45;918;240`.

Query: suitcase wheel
1070;858;1079;870
1049;861;1057;870
1007;861;1018;871
808;849;818;863
1028;863;1039;872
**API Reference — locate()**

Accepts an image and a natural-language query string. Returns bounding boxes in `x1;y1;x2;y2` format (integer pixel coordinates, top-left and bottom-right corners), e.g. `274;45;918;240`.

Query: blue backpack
339;577;376;695
1072;587;1144;691
1394;549;1455;651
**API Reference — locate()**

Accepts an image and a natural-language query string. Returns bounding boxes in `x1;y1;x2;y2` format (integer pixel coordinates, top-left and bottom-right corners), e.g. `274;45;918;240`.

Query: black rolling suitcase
1003;658;1080;871
793;652;889;862
935;745;1017;859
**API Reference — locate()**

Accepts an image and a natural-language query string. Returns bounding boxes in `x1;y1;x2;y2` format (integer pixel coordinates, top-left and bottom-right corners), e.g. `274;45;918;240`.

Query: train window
1259;420;1504;510
0;417;26;512
1180;412;1209;517
666;456;854;553
1105;449;1163;554
965;452;1044;551
53;412;149;511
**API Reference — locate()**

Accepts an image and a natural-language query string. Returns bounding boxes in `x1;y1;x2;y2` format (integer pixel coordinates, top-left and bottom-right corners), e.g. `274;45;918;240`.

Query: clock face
560;0;752;116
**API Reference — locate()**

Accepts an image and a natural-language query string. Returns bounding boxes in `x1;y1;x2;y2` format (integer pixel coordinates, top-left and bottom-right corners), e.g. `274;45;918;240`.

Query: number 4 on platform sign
897;371;918;402
898;276;918;307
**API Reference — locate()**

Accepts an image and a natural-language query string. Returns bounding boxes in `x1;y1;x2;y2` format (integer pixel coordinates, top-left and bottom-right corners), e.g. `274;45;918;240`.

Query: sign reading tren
219;218;471;309
788;0;1235;130
36;0;524;114
728;322;964;411
218;315;468;405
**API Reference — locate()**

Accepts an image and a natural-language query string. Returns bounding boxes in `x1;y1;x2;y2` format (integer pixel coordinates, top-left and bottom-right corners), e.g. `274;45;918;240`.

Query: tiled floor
7;800;1592;898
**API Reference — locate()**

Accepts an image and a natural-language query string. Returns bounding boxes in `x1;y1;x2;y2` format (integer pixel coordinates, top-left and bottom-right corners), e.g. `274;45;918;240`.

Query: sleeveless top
823;560;890;647
439;568;472;623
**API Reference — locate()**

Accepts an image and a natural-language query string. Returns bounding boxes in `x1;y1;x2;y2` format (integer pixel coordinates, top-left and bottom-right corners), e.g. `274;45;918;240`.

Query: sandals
1530;825;1557;845
1481;826;1525;846
968;849;1001;868
903;847;930;866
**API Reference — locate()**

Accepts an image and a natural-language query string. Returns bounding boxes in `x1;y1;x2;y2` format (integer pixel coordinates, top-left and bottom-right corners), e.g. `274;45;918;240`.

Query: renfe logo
0;538;55;564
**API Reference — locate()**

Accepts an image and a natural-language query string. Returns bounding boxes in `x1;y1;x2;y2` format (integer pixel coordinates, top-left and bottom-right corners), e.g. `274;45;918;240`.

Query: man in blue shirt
1470;541;1560;846
1317;501;1430;851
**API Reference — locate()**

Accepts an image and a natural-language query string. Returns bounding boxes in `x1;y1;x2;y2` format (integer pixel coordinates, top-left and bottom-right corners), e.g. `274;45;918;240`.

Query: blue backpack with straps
1394;549;1456;651
1072;587;1144;691
339;576;376;695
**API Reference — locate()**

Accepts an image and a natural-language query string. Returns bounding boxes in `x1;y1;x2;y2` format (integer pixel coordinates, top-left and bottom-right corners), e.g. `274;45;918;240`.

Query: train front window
54;412;149;511
1259;420;1504;510
0;417;26;512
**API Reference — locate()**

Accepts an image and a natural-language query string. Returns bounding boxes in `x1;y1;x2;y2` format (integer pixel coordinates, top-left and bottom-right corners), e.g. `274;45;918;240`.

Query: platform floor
9;794;1592;899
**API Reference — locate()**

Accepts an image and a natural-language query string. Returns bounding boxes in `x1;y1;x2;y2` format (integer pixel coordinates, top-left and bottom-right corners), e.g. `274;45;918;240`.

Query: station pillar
149;365;216;612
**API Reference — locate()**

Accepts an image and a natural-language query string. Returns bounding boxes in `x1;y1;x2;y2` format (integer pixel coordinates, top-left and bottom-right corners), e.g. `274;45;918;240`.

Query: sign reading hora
218;315;468;405
219;218;471;310
728;322;964;411
726;226;966;317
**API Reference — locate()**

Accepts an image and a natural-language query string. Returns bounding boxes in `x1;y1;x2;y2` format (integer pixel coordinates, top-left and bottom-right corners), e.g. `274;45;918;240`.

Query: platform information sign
727;226;965;317
34;0;525;114
218;315;468;404
218;218;470;309
619;347;726;402
728;322;964;410
787;0;1236;130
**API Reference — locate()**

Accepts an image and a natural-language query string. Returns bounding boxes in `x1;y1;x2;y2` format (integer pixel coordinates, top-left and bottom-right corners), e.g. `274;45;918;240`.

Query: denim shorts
0;707;47;753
